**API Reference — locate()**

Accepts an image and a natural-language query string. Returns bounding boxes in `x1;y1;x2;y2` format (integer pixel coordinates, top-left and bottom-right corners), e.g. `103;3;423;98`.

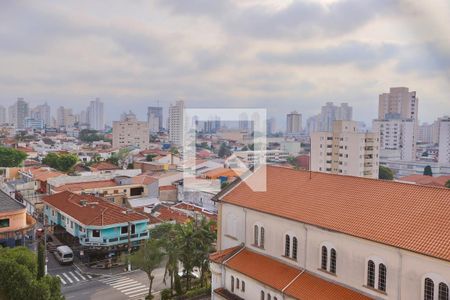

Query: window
261;291;265;300
131;224;136;234
292;237;298;260
231;276;234;292
254;225;259;245
260;227;265;248
321;246;328;270
424;278;434;300
367;260;375;288
378;263;387;292
267;293;271;300
0;218;10;228
92;230;100;238
121;226;128;234
330;248;336;274
70;221;74;229
241;281;245;292
285;235;290;257
439;283;449;300
236;278;239;290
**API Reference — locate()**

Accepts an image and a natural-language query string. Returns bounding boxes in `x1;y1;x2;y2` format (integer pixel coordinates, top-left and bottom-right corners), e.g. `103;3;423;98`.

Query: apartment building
210;166;450;300
286;111;302;136
438;117;450;164
226;150;289;168
112;111;149;149
311;120;379;178
373;118;416;161
168;100;184;146
147;106;163;133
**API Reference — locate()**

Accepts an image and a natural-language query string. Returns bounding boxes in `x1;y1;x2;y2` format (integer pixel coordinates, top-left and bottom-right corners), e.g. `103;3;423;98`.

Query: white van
54;246;74;265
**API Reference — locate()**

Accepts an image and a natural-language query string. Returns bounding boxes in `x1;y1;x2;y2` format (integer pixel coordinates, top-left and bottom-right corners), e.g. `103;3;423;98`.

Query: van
54;245;74;265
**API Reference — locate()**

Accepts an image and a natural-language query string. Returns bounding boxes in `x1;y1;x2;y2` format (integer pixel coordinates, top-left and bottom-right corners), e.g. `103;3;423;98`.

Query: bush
182;286;210;299
161;289;172;300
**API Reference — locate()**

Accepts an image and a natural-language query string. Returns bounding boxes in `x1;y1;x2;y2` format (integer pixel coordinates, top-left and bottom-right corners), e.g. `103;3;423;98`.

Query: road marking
69;272;80;282
62;273;74;284
75;271;86;280
87;275;92;279
124;287;149;295
120;284;147;293
111;280;136;288
56;275;67;285
100;277;128;284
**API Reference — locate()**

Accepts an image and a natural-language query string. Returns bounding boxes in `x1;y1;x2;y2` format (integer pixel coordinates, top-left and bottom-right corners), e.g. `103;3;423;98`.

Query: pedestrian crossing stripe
55;271;92;285
99;276;151;299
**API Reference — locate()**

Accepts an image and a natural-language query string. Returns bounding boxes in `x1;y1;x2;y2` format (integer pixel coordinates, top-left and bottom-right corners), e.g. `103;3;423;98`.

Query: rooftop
222;248;370;300
220;166;450;261
0;190;25;213
43;191;148;226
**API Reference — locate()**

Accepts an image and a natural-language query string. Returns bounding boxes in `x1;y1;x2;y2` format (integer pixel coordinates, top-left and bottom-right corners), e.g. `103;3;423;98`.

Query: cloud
258;41;399;69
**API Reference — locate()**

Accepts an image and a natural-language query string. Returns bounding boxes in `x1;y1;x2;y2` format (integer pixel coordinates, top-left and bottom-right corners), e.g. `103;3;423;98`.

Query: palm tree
192;217;216;287
130;239;164;299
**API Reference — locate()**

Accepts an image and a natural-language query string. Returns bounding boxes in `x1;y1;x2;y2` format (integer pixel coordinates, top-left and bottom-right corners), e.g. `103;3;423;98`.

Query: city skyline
0;1;449;125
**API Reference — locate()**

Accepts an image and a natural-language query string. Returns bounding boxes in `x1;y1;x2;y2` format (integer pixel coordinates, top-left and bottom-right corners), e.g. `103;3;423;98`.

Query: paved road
47;252;169;300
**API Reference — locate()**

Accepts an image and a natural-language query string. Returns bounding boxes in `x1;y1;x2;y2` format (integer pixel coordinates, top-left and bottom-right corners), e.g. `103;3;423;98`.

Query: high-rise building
78;110;88;125
266;118;276;135
438;116;450;164
286;111;302;136
31;103;51;127
56;106;75;128
319;102;353;132
0;105;6;123
25;117;44;130
168;100;184;146
374;87;419;161
373;118;416;161
113;111;149;149
147;106;163;133
378;87;418;121
87;98;104;131
311;120;379;178
418;122;434;144
8;98;29;130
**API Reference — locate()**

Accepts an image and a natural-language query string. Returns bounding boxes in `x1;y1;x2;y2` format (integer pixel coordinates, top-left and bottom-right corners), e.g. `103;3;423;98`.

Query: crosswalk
55;270;93;285
99;275;151;299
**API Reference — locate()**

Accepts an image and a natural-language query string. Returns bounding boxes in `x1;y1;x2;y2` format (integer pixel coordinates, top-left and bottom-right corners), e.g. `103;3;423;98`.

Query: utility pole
127;221;131;271
43;215;48;275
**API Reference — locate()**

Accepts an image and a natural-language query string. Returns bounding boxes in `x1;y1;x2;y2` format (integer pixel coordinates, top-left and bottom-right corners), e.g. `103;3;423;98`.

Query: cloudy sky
0;0;449;127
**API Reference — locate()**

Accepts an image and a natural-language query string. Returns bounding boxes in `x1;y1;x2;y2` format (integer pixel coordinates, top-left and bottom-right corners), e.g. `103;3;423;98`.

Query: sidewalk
73;256;140;277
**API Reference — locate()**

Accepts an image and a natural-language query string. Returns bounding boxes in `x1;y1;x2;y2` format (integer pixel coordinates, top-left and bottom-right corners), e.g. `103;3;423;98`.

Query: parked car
54;245;74;265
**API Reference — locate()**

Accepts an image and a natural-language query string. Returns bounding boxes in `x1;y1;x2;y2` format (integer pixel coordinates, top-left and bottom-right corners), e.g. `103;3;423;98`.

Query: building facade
438;117;450;164
311;120;379;178
286;111;302;136
210;166;450;300
378;87;418;121
113;112;149;149
87;98;105;131
147;106;163;133
373;118;416;161
8;98;29;130
168;100;184;146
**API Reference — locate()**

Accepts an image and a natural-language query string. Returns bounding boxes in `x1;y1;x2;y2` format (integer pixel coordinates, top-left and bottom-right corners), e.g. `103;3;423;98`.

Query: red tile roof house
43;191;149;261
209;166;450;300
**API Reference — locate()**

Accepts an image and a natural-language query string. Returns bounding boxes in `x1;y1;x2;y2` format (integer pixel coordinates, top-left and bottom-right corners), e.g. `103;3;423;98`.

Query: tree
445;180;450;188
192;218;216;287
37;242;45;280
0;147;27;167
130;239;164;299
42;153;78;173
423;165;433;176
218;143;231;158
0;246;63;300
146;154;157;162
379;166;394;180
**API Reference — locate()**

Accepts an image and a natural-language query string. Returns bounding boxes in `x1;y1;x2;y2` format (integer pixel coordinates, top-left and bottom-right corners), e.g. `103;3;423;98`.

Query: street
47;253;169;300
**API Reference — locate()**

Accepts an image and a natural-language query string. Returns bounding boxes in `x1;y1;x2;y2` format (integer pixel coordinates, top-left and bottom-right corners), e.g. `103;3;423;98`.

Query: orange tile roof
399;175;450;187
160;185;176;191
285;271;372;300
90;162;120;171
224;248;370;299
203;168;245;179
221;166;450;261
209;245;243;264
226;248;302;291
43;191;148;226
152;205;191;223
53;180;118;192
131;174;158;185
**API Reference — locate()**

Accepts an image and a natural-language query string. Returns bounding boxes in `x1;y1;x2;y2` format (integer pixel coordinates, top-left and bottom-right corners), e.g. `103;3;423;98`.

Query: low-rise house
398;174;450;187
0;191;36;247
43;191;149;259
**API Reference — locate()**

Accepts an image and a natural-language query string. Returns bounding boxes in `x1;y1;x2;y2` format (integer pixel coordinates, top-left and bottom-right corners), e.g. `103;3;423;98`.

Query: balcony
80;231;149;247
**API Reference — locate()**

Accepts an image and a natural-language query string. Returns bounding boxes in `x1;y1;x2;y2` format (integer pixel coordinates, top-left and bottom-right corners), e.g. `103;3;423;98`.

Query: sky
0;0;449;128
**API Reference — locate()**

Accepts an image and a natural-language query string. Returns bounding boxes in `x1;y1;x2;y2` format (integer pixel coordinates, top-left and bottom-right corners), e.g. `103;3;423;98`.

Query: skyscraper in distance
168;100;184;146
286;111;302;136
87;98;105;131
147;106;163;133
